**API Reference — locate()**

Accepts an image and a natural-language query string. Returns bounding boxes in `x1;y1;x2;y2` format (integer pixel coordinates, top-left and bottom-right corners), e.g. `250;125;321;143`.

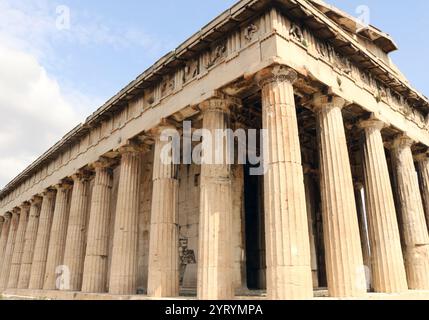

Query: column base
3;288;429;300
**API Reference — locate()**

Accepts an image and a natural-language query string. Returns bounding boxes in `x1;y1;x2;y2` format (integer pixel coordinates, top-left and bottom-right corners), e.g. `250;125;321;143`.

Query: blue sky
0;0;428;188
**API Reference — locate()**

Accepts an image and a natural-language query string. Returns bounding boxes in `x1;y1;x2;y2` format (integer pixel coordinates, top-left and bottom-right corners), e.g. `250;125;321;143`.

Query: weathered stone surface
109;147;142;295
313;94;367;298
82;163;113;293
28;190;56;290
1;0;429;301
256;66;313;300
43;183;72;290
147;127;180;298
7;204;30;289
391;135;429;290
360;120;408;293
17;197;42;289
197;97;234;300
0;211;19;290
62;174;91;291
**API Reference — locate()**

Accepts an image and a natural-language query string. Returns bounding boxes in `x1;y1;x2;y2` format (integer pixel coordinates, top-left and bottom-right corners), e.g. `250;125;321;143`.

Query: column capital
255;65;297;88
199;95;240;115
71;170;93;183
118;142;149;155
148;121;179;138
30;195;43;206
90;157;117;171
12;207;21;216
54;181;74;191
358;119;386;131
392;134;415;149
41;188;56;199
4;212;12;220
20;202;31;212
312;93;346;112
0;216;4;223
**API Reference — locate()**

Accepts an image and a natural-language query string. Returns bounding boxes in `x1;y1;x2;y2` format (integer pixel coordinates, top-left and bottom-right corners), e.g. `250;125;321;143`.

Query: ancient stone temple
1;0;429;300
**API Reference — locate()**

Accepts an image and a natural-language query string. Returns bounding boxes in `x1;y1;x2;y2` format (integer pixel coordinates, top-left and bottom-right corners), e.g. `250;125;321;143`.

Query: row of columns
1;65;429;299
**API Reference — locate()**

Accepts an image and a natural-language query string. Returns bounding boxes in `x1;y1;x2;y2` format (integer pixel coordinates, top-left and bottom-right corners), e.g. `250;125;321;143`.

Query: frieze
284;20;427;129
183;59;200;84
206;40;227;69
243;23;259;42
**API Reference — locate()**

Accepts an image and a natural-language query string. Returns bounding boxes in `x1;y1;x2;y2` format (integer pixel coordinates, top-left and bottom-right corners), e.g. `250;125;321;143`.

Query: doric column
415;153;429;231
82;161;113;293
313;94;367;297
43;182;72;290
254;66;313;299
29;189;56;290
0;214;11;274
391;135;429;289
109;145;143;295
359;119;408;293
62;173;91;291
147;126;180;298
197;96;235;300
0;209;20;290
8;203;30;289
17;197;42;289
0;217;4;241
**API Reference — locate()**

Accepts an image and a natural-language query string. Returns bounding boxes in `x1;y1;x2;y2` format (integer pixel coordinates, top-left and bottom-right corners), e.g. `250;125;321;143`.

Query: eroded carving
183;59;200;83
206;42;227;69
244;23;259;42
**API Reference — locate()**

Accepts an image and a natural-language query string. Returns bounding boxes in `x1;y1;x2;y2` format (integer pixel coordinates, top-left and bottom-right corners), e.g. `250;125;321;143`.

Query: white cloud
0;0;168;189
0;45;83;188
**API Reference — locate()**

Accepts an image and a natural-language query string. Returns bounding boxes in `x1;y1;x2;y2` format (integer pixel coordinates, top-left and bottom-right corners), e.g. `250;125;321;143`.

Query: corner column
147;126;180;297
29;189;56;290
359;119;408;293
62;173;91;291
43;183;72;290
109;145;143;295
313;94;367;297
8;204;30;289
17;197;42;289
391;135;429;289
197;96;235;300
82;161;113;293
255;66;313;299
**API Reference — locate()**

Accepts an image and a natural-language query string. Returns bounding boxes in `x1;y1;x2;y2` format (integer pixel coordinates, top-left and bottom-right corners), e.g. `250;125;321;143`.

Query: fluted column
18;197;42;289
313;94;367;297
82;161;113;293
8;204;30;289
359;119;408;293
147;126;179;298
0;209;20;290
29;189;56;289
391;135;429;289
415;153;429;231
43;183;72;290
0;214;11;274
197;96;234;300
254;66;313;299
62;173;91;291
109;146;143;295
